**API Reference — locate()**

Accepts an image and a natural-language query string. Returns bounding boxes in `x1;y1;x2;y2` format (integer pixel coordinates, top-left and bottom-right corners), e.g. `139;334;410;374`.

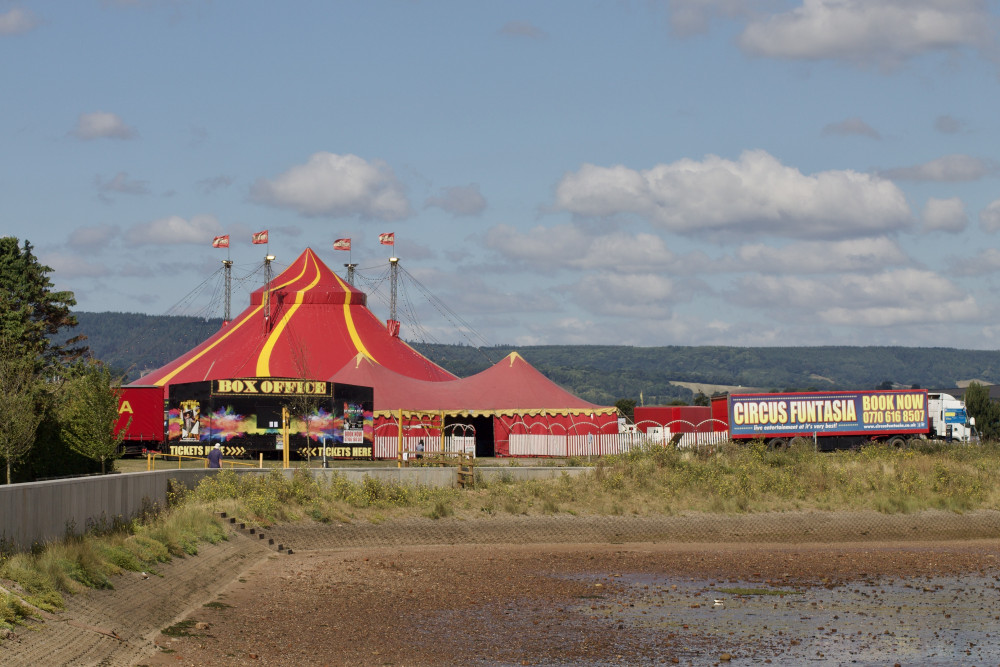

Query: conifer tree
0;237;85;367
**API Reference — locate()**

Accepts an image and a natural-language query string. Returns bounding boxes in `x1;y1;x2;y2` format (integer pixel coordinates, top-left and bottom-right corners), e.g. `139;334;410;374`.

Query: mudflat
4;510;1000;666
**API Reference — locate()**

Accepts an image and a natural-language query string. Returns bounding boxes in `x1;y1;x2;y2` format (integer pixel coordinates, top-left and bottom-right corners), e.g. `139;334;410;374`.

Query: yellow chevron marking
331;271;376;362
152;304;264;386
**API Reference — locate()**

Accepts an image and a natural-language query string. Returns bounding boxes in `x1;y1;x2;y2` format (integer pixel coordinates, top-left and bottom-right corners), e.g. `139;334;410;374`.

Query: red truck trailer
116;385;166;453
710;388;975;451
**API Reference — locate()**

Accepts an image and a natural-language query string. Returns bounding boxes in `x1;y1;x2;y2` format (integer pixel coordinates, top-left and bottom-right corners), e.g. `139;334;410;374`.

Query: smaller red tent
331;352;619;457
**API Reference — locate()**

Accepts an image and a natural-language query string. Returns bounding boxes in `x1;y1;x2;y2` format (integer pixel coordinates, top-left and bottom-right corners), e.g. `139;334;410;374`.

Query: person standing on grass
208;443;222;468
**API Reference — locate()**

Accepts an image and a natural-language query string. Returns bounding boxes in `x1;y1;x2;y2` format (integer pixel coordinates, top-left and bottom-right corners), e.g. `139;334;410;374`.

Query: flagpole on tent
346;243;354;284
212;234;233;326
379;232;399;334
222;259;232;324
253;230;274;330
389;257;399;324
263;254;273;330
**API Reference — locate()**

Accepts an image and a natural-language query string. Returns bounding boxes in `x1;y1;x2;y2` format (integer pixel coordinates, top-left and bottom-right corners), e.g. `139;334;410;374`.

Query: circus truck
115;379;374;460
710;389;976;451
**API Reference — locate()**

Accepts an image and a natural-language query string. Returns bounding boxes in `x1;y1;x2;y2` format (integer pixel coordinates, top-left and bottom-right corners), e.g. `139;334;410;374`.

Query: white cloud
68;224;121;249
39;252;110;278
880;154;997;182
921;197;967;233
569;272;686;319
250;152;411;220
732;268;978;326
124;214;222;247
499;20;546;39
425;184;487;216
425;275;560;317
978;199;1000;233
951;248;1000;276
738;0;996;68
0;8;39;35
732;237;909;273
96;172;149;195
485;223;688;273
196;175;233;194
555;150;911;240
72;111;136;140
934;115;966;134
822;117;880;139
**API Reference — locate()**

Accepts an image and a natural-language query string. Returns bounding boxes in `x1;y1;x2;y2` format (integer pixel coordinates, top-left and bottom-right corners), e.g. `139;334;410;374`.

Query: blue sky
4;1;1000;349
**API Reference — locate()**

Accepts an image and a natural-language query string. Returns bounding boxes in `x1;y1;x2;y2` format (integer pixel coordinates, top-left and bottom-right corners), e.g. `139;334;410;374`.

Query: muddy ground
4;510;1000;666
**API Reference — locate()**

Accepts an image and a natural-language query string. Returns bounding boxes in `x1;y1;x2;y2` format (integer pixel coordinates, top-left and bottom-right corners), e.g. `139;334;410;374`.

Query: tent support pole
397;408;403;468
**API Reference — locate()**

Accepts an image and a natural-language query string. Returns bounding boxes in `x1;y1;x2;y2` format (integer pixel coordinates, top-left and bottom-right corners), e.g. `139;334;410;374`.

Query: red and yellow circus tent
123;247;619;456
133;248;455;386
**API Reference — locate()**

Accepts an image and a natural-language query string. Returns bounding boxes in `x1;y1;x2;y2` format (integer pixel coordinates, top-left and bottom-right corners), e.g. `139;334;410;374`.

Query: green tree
59;361;128;474
693;392;710;407
963;382;1000;441
614;398;636;423
0;237;84;367
0;342;43;483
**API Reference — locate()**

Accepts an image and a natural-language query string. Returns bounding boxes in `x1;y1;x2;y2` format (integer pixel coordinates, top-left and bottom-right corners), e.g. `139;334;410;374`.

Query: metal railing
144;452;262;471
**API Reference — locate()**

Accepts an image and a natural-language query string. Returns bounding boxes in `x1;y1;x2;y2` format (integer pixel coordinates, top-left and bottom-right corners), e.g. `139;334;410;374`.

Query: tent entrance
445;414;494;458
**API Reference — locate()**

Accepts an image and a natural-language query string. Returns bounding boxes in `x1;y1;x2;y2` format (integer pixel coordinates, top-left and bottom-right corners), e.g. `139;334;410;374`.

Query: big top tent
132;248;455;387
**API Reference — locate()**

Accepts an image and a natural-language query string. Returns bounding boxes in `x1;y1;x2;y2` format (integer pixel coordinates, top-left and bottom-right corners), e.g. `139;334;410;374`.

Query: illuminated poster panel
166;378;373;458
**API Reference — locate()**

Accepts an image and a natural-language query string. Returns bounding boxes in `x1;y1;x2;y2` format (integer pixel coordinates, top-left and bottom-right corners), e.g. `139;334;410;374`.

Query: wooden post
282;406;290;469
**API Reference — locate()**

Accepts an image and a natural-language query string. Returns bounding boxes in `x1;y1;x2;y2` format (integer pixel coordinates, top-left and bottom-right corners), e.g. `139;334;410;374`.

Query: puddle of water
562;572;1000;666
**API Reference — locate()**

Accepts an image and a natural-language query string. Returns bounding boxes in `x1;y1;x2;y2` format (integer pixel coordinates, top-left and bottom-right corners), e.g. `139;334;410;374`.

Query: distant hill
71;311;224;380
65;312;1000;405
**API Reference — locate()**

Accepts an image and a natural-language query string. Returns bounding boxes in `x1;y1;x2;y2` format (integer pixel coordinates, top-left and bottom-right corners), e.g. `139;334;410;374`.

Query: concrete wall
0;465;588;551
0;470;205;552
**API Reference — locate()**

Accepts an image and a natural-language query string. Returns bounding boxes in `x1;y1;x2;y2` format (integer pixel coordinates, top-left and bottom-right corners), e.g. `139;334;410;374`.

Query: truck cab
927;393;977;443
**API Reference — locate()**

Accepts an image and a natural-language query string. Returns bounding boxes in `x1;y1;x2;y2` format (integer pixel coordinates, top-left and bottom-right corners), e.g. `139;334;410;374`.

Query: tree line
64;320;1000;401
0;238;125;483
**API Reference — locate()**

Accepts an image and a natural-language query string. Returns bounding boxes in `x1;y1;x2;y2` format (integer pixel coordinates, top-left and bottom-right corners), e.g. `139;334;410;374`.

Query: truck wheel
767;437;788;450
887;436;906;449
789;436;812;450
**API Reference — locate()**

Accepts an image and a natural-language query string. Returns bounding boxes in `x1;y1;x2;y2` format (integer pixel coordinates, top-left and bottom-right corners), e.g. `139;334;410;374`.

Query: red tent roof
331;351;616;417
133;248;456;387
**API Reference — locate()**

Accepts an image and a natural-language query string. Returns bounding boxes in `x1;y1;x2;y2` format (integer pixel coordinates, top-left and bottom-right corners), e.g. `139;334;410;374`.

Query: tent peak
505;351;524;366
351;352;378;368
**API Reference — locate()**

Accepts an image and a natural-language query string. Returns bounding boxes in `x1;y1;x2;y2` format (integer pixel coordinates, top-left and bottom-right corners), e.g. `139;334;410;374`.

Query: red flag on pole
379;232;395;245
212;235;230;248
252;230;269;244
333;238;351;251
